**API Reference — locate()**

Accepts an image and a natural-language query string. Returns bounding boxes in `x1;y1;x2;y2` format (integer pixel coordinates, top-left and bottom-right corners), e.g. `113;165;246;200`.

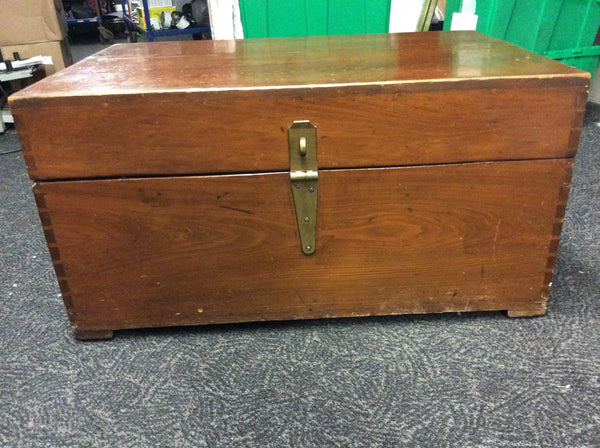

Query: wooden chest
10;32;588;340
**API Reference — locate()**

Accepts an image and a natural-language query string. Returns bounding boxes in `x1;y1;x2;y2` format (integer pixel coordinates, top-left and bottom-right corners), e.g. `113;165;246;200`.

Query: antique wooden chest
10;31;588;339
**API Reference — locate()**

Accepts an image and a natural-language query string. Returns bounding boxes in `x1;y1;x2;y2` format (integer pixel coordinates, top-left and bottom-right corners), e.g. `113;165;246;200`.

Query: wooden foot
74;328;115;340
507;303;547;318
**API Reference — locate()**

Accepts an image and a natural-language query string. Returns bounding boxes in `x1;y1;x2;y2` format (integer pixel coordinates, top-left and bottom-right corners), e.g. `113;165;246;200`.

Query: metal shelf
66;17;102;24
146;26;210;39
64;0;114;43
120;0;210;42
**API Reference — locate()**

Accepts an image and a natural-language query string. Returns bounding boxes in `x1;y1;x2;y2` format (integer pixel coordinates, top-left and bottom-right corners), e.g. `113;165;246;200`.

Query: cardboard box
0;0;68;46
1;39;73;76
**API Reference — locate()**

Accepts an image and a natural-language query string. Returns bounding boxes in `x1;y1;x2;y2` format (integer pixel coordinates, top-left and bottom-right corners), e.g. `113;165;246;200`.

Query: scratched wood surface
35;159;570;335
12;85;585;180
14;32;587;338
8;31;586;96
10;31;588;180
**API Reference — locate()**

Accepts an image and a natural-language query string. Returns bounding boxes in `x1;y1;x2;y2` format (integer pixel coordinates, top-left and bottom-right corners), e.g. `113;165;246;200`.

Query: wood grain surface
9;32;587;97
13;85;585;180
14;32;586;337
35;159;571;334
10;32;589;180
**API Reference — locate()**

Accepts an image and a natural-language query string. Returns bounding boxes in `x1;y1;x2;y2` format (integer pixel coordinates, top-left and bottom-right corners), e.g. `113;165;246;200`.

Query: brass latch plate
288;121;318;255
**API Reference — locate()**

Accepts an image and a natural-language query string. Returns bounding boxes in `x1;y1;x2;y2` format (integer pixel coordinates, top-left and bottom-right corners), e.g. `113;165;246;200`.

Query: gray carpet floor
1;77;599;445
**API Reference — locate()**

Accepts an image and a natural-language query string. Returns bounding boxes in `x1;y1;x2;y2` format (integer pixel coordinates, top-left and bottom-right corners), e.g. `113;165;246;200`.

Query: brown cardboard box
1;39;73;76
0;0;68;46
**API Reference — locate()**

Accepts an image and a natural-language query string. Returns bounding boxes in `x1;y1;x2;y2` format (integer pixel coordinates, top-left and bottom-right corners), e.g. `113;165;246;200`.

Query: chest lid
10;31;588;181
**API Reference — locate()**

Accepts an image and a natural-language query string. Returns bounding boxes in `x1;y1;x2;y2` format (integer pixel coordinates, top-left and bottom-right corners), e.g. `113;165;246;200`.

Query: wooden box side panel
15;85;586;180
35;159;571;333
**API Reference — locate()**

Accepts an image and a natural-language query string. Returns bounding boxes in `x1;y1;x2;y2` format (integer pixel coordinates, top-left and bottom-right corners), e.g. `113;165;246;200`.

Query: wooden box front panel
13;85;584;180
35;159;570;334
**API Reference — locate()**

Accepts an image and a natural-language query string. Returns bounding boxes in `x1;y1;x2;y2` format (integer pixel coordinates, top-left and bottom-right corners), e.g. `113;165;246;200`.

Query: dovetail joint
33;187;75;319
541;162;573;301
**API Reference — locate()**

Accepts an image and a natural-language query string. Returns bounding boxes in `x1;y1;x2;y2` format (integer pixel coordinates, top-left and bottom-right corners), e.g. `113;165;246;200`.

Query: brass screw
304;216;310;223
309;186;315;193
305;245;312;252
294;183;301;189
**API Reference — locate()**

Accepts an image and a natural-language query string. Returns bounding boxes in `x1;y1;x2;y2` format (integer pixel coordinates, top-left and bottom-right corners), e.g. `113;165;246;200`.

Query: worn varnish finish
10;32;588;339
12;86;581;179
35;160;570;333
11;31;588;180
